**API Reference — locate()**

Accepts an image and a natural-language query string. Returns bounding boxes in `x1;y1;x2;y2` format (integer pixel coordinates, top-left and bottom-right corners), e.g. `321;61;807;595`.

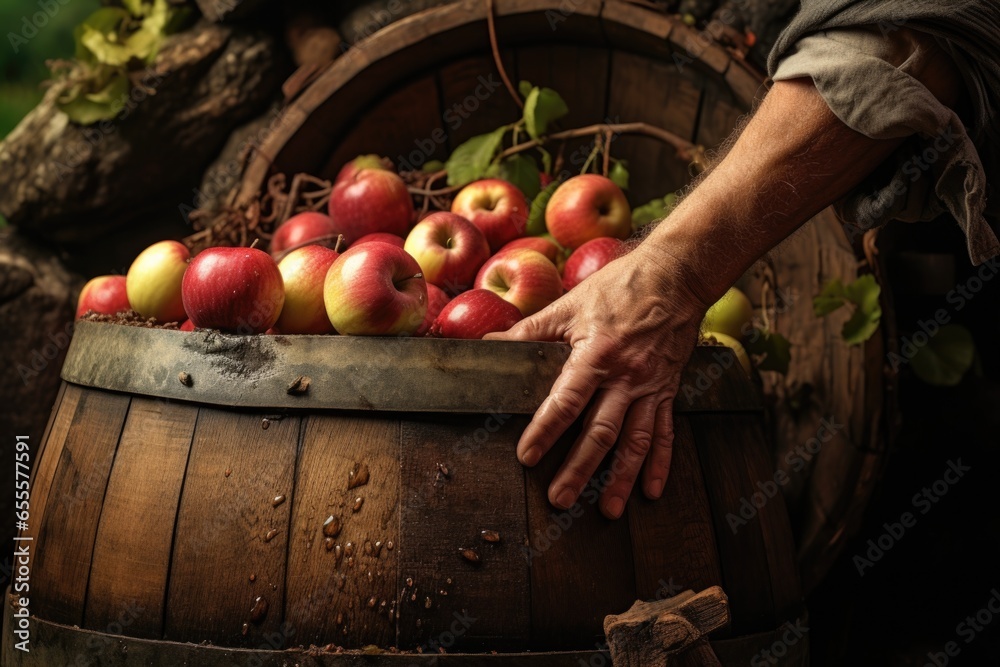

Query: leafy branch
813;274;882;346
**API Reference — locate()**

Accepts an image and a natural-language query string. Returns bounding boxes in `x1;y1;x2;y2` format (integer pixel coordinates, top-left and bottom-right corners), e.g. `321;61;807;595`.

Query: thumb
485;302;568;342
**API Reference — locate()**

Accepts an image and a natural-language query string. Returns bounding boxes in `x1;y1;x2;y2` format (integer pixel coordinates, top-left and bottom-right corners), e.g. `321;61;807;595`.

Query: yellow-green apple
562;237;624;290
702;287;753;339
404;212;490;294
328;168;414;240
428;288;523;339
474;248;563;317
416;283;451;336
126;240;190;322
324;242;427;336
270;212;342;258
76;275;130;319
181;246;285;334
545;174;631;249
497;235;564;265
352;232;405;249
704;331;752;374
275;245;341;334
451;179;529;253
335;154;393;185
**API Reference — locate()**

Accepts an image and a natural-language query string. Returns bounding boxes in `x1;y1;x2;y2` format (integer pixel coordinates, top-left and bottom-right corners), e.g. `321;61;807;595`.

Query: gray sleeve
771;26;1000;264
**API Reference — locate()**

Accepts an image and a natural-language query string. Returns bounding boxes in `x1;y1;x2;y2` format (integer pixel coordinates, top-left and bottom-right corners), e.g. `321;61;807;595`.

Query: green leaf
57;71;129;124
496;154;541;200
631;194;677;229
80;25;138;66
422;160;445;173
126;0;173;62
910;324;976;387
527;181;559;236
609;160;629;190
73;8;130;63
445;126;508;188
745;328;791;374
122;0;146;16
813;275;882;345
537;146;553;175
518;80;533;99
523;87;569;140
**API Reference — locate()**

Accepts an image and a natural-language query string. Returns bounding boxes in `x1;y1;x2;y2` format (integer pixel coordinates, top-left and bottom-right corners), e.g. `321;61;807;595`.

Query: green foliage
631;194;678;229
488;154;541;200
909;324;976;387
522;86;569;141
527;181;559;236
445;125;509;187
745;328;791;374
609;160;629;190
813;274;882;345
421;160;445;173
50;0;189;125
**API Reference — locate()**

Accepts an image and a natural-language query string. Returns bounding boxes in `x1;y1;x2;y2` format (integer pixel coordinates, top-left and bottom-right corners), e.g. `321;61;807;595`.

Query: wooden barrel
5;320;805;665
224;0;894;592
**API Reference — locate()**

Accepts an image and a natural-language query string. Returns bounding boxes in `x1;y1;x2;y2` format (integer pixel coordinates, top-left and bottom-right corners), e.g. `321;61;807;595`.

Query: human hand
485;243;707;519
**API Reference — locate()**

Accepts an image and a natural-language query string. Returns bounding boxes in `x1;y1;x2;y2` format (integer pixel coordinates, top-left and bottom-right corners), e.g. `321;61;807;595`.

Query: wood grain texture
284;414;400;648
606;49;703;204
525;422;636;650
398;414;531;651
84;398;199;638
627;416;723;603
688;413;776;635
32;389;130;626
164;409;299;647
438;53;520;150
695;77;746;150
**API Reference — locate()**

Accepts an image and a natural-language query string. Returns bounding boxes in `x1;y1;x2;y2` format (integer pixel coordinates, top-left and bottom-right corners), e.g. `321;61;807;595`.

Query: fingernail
520;447;540;467
554;487;576;509
648;478;665;499
606;496;625;519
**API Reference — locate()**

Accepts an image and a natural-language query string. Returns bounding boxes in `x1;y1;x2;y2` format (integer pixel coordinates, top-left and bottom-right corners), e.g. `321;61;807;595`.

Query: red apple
417;283;452;336
76;275;130;319
181;246;285;334
428;289;523;339
451;179;529;253
335;154;393;185
562;237;624;290
404;212;490;294
497;236;564;265
270;212;342;258
324;242;427;336
545;174;631;249
179;319;195;332
126;240;190;322
352;232;405;249
275;245;340;334
474;248;563;317
328;168;414;240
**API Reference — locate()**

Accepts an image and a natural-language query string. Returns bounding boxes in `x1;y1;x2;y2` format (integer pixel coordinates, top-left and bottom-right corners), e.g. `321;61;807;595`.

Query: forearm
638;78;903;308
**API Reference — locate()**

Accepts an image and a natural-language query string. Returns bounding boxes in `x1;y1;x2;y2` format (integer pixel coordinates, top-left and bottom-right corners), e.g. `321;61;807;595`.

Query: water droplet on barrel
272;495;286;508
459;547;481;565
335;544;343;566
379;600;388;614
424;597;433;609
337;574;347;591
324;538;335;552
347;556;355;568
323;516;342;538
225;469;232;478
345;542;355;557
439;589;448;597
249;574;256;583
367;596;377;609
367;570;373;583
348;463;370;490
336;612;344;625
481;530;501;543
353;497;364;512
364;541;373;557
261;418;270;430
241;623;249;636
386;540;394;551
263;529;279;543
250;597;269;624
446;578;453;585
405;577;414;588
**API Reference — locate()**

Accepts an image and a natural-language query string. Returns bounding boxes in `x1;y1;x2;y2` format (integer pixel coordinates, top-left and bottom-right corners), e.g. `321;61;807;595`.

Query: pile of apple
78;156;755;366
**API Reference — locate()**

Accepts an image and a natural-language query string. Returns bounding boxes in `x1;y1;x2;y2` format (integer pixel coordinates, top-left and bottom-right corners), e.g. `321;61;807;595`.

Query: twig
602;129;612;177
497;122;697;162
486;0;523;110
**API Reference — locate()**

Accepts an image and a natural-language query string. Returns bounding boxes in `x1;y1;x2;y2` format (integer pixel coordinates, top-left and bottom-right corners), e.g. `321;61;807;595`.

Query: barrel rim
61;320;762;413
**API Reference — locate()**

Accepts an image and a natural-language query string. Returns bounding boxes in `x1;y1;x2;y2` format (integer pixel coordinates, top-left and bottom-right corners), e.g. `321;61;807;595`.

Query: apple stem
250;238;261;250
334;234;345;253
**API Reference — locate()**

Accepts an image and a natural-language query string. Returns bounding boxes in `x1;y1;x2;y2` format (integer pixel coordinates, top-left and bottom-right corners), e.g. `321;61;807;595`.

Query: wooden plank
321;75;446;180
84;398;199;638
284;414;400;648
695;77;746;150
32;389;131;626
398;414;531;651
26;381;66;487
688;413;777;635
606;49;703;204
437;53;520;150
627;416;723;603
164;409;298;647
525;421;636;650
